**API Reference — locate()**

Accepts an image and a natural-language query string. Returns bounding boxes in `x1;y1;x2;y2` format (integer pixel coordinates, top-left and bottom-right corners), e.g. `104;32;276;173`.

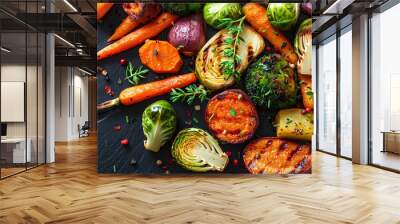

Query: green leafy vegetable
142;100;177;152
125;62;149;85
171;128;229;172
170;84;209;105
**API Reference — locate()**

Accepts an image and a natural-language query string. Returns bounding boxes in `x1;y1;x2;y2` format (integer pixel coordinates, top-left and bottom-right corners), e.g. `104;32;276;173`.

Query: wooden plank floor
1;135;400;224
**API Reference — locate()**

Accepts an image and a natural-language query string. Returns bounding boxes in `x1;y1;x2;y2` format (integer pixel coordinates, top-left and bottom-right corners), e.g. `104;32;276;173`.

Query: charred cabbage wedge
294;19;312;75
142;100;177;152
172;128;229;172
195;25;264;90
245;54;297;110
275;108;313;141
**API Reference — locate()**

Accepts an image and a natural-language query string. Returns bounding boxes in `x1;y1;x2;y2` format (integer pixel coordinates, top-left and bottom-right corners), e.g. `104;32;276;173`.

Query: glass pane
1;30;27;177
27;31;38;169
371;4;400;171
317;37;337;154
339;29;352;158
38;32;45;165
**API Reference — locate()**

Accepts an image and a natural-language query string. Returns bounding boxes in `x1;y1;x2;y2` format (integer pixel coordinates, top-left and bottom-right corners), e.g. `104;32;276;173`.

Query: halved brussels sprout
295;19;312;75
195;25;264;91
171;128;228;172
142;100;177;152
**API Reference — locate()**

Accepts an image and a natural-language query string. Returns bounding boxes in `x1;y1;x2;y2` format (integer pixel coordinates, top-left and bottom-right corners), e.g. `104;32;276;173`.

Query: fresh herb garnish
218;16;246;81
306;88;313;98
229;108;237;117
125;62;149;85
286;117;293;125
170;84;209;105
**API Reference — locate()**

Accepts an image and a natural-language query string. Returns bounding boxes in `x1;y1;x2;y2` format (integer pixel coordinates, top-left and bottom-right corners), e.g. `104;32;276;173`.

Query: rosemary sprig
170;84;209;105
125;62;149;85
218;16;246;81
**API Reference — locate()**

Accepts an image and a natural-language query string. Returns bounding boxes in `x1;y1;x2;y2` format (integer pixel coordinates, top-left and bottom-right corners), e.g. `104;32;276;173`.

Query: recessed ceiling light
1;47;11;53
78;67;93;76
63;0;78;12
54;34;75;48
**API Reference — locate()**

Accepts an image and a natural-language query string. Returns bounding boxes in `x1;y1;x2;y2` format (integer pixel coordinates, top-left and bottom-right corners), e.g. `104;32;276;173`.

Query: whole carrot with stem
97;12;178;60
243;3;298;65
97;3;114;21
97;73;196;111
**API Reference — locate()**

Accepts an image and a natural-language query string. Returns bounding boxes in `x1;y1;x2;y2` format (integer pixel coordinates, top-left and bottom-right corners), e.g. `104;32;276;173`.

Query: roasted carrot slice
139;40;183;74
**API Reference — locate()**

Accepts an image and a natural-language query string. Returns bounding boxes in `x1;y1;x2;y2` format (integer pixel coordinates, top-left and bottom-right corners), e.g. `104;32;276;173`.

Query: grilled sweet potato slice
205;89;259;144
243;137;311;174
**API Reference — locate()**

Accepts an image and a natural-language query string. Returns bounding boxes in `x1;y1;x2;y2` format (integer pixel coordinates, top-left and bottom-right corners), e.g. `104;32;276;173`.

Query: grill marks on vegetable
243;137;311;174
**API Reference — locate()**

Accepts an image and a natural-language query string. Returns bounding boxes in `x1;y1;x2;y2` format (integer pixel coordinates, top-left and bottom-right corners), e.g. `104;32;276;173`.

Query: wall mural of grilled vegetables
97;2;313;175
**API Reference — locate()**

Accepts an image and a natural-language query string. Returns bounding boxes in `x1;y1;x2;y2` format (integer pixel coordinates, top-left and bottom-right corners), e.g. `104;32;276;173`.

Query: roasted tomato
205;89;259;144
243;137;311;174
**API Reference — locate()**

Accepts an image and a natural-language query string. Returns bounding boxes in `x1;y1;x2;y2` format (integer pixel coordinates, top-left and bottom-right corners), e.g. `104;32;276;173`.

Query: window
317;36;337;154
339;27;352;158
370;3;400;171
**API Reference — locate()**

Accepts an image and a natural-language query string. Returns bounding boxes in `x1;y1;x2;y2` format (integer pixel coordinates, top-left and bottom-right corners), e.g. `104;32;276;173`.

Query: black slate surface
97;3;310;174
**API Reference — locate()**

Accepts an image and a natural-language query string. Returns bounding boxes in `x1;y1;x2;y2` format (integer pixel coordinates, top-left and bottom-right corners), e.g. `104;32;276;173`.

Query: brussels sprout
171;128;229;172
295;19;312;75
142;100;177;152
162;3;202;16
245;55;298;110
203;3;242;29
267;3;300;31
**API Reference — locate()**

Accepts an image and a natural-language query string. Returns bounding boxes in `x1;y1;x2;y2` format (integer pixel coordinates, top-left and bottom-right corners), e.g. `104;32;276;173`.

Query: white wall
54;66;89;141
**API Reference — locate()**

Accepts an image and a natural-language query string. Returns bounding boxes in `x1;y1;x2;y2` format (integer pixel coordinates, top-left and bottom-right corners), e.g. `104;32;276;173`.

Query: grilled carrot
97;73;196;111
108;4;161;42
243;3;298;65
108;17;141;42
97;12;178;60
97;3;113;21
